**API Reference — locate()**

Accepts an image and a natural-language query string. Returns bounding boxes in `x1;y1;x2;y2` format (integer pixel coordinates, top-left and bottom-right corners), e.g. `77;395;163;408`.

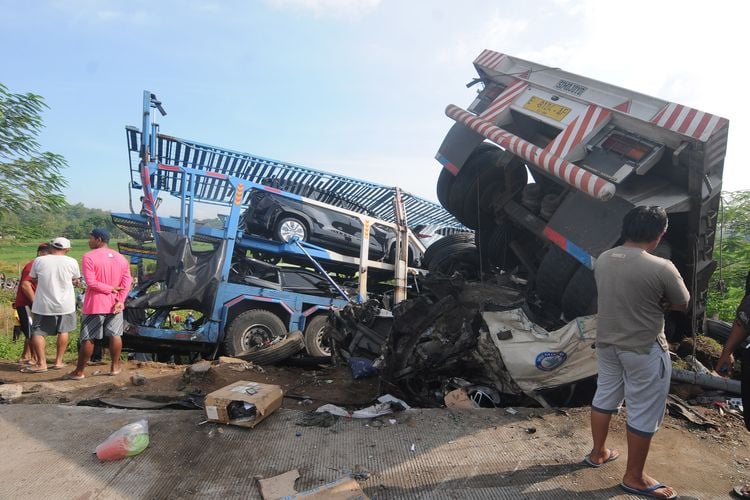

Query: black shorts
15;306;32;339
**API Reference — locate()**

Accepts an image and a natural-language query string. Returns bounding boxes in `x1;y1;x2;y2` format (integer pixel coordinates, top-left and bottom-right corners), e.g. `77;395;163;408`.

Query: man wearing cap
24;237;81;373
14;243;50;367
66;228;132;380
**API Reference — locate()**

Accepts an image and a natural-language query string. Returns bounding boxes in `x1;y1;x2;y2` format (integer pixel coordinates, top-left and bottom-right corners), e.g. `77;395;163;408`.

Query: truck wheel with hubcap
224;309;303;364
304;314;332;357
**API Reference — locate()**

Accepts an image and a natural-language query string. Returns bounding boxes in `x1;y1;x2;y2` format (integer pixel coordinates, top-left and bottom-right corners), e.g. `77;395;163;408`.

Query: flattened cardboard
204;380;283;428
258;469;300;499
295;476;368;499
257;472;368;500
444;388;479;409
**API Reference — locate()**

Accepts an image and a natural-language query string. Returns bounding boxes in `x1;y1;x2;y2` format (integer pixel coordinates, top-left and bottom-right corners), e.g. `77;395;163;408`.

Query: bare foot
585;448;619;467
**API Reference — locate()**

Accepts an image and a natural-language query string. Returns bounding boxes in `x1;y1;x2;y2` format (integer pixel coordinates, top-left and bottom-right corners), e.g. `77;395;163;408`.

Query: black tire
422;233;475;268
475;153;528;215
704;318;748;355
245;331;305;365
428;242;480;280
436;168;455;210
477;222;518;271
274;216;308;243
439;142;500;215
705;318;731;344
561;266;597;320
224;309;302;364
304;315;332;357
448;150;498;227
536;245;581;308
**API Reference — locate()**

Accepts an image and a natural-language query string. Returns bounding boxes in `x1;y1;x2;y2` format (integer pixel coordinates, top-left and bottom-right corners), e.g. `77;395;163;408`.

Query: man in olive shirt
587;206;689;499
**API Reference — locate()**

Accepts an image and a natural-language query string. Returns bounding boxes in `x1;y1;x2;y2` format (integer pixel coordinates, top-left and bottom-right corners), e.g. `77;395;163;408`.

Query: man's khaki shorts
592;342;671;437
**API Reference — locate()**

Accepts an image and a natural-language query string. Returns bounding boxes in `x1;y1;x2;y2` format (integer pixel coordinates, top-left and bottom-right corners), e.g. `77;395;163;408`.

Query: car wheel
304;315;332;357
223;309;303;364
274;216;307;243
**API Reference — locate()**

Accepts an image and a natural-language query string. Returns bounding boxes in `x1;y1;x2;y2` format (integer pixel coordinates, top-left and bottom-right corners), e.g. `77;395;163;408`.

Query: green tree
0;83;68;215
707;190;750;320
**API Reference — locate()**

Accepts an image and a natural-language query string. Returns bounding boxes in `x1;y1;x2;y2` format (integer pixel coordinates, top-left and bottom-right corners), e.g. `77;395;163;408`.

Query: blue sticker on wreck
535;352;567;371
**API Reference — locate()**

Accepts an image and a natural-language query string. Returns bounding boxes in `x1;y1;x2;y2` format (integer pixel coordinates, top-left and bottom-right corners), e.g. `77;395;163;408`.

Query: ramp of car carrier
125;127;463;229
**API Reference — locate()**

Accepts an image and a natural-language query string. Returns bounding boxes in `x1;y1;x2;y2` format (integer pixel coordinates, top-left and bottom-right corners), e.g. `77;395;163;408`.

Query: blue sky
2;0;747;217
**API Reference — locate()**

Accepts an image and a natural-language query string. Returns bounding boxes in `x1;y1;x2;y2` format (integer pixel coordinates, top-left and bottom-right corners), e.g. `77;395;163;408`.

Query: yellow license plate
522;96;571;121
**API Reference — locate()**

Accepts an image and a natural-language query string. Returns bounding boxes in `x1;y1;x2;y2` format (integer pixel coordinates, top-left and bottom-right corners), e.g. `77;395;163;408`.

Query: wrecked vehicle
331;49;729;407
435;50;728;334
113;92;455;363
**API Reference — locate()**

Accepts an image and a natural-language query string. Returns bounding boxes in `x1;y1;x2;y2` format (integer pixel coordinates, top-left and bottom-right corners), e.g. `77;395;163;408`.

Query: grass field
0;239;93;276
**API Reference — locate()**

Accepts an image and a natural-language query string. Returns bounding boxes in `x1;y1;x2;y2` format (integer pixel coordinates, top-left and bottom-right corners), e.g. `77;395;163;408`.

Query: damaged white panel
482;309;598;393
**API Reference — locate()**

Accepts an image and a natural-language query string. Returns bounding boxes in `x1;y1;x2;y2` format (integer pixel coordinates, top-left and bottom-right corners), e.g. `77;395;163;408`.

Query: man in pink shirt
65;228;132;380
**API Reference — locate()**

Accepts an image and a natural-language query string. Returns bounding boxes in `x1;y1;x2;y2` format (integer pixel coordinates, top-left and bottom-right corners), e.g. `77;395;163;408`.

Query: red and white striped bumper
445;104;616;201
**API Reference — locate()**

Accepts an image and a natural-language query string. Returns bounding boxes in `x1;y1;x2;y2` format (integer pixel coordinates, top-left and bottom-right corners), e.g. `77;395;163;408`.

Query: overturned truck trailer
333;50;729;407
436;50;728;335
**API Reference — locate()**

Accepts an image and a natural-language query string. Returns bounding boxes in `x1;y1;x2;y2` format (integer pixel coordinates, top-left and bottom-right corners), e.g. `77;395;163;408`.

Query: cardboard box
204;380;283;428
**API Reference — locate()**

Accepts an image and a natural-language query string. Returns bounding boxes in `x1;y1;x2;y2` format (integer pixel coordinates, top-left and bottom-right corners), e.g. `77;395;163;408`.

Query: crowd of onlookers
12;228;132;379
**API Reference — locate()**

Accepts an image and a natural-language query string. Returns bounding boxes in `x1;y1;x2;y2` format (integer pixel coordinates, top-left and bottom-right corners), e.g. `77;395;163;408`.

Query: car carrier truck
434;49;729;339
114;92;462;362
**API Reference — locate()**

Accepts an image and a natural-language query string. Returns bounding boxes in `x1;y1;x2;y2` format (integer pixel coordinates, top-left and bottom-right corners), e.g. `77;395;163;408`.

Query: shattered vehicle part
378;276;528;407
479;308;598;397
329;300;394;361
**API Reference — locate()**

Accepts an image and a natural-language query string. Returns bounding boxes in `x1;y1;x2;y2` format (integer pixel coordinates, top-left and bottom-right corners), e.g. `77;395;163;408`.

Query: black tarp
127;232;226;312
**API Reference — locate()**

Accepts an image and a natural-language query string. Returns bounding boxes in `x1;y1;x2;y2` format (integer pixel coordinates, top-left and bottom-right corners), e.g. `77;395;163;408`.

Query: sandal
20;366;48;374
62;373;85;381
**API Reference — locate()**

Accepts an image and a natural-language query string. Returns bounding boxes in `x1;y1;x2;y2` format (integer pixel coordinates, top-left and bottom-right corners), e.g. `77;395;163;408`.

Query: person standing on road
586;206;689;500
715;271;750;498
65;228;132;380
23;237;81;373
14;243;50;367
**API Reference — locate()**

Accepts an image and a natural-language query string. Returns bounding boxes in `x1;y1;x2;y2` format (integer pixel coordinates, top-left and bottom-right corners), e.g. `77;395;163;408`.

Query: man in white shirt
23;237;81;373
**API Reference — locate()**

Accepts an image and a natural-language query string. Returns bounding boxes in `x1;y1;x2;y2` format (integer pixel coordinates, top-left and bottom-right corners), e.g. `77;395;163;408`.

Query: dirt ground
2;357;750;498
0;358;380;409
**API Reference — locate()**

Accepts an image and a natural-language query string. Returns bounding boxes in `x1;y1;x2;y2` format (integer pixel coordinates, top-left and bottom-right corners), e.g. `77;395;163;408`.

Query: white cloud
265;0;381;18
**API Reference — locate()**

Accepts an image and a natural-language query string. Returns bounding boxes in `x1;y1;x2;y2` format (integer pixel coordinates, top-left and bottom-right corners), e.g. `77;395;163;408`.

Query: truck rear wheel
427;242;480;280
304;315;332;357
223;309;303;364
561;266;597;320
536;245;581;308
477;222;518;272
438;142;500;217
422;233;475;268
437;168;455;209
447;150;498;228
